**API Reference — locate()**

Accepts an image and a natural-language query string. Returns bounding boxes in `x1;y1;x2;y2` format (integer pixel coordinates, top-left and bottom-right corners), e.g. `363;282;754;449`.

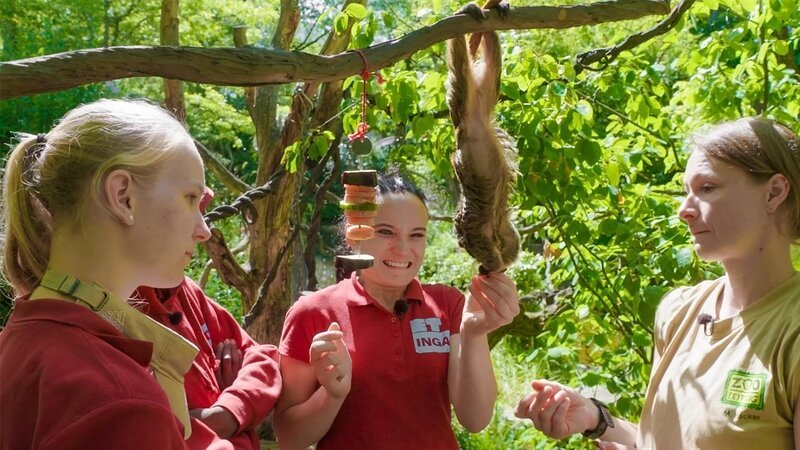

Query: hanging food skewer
336;170;378;280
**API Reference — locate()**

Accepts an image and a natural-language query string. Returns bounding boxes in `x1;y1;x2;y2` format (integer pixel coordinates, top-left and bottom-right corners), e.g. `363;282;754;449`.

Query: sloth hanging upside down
447;1;520;274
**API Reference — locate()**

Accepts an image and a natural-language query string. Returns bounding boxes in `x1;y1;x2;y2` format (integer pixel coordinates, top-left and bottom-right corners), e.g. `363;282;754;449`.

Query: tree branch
194;139;250;195
575;0;695;72
202;227;253;301
1;0;670;99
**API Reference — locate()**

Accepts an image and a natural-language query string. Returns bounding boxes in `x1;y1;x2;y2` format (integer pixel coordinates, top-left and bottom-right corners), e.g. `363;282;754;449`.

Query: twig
575;0;696;73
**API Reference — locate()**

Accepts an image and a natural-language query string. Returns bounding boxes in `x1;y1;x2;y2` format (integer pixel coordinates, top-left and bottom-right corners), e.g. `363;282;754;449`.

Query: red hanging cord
348;50;384;143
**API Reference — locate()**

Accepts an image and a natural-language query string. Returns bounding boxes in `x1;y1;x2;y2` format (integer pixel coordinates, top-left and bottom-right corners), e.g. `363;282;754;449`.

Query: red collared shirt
0;298;187;450
135;277;281;450
279;273;465;450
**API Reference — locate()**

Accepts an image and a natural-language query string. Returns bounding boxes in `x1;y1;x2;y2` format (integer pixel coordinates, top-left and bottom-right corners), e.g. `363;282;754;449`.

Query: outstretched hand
461;272;520;335
514;380;598;440
309;322;352;399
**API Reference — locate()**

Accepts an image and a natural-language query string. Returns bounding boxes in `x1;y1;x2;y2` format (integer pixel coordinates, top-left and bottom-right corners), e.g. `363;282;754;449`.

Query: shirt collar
10;298;155;367
346;271;424;307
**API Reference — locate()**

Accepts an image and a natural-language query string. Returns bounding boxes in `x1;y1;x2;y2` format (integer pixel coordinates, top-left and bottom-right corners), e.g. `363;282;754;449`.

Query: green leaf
334;12;348;34
344;3;368;19
599;219;617;235
774;40;789;56
575;100;593;121
577;139;602;164
547;347;571;359
605;162;620;186
381;11;395;28
412;114;435;137
550;81;568;97
675;247;694;270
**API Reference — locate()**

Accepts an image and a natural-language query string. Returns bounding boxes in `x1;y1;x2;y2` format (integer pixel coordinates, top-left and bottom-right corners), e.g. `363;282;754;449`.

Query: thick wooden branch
1;0;670;99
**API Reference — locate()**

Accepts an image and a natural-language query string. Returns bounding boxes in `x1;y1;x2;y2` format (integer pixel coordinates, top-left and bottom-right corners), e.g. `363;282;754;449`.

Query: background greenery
2;0;799;448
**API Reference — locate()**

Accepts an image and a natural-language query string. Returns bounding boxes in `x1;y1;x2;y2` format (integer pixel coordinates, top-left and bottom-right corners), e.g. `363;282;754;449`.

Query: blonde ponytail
1;135;53;295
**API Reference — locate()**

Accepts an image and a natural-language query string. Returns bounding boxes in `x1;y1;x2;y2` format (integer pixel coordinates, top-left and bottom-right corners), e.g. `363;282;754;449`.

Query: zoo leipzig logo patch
721;369;768;411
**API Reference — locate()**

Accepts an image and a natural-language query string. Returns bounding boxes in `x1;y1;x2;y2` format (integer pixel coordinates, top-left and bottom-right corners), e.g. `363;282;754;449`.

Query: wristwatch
582;398;615;439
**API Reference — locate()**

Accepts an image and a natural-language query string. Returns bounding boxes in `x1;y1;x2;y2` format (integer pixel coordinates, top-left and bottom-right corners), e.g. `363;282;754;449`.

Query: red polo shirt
279;273;465;450
0;298;187;450
135;277;282;450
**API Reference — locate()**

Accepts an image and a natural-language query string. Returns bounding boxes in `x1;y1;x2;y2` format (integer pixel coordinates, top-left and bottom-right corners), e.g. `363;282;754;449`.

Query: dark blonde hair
1;99;192;295
692;117;800;239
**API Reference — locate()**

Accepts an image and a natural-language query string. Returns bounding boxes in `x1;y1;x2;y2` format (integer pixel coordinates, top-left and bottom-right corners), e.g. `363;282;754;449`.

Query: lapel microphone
697;313;714;336
168;312;183;325
393;299;409;319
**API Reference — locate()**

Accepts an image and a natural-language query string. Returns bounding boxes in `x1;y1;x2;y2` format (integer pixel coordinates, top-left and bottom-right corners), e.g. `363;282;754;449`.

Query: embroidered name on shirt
723;409;761;421
410;318;450;354
721;369;767;411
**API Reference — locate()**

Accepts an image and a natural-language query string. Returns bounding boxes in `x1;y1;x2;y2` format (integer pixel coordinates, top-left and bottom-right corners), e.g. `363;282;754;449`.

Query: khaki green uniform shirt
638;273;800;449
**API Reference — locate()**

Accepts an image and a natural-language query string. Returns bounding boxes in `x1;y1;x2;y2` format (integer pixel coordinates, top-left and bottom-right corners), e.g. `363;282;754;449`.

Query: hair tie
36;133;47;144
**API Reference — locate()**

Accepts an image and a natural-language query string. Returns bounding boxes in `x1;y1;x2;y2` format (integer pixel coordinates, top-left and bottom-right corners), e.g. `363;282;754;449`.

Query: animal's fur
446;7;519;273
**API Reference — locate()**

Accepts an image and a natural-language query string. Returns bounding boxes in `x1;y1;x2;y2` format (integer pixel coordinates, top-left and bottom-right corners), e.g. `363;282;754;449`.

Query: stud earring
128;214;134;224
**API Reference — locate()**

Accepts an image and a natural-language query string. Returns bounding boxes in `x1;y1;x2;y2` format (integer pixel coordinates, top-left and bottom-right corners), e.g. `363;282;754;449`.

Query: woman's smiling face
355;192;429;291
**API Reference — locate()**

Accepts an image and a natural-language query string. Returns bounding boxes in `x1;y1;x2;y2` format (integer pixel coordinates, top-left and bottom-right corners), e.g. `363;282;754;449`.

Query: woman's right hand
514;379;598;439
309;322;352;399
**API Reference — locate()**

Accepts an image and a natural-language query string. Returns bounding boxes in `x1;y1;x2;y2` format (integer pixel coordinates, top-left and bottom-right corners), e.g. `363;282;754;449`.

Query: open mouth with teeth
383;260;412;269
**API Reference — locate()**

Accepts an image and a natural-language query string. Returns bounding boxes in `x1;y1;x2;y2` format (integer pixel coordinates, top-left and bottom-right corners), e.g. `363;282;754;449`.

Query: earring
128;214;134;225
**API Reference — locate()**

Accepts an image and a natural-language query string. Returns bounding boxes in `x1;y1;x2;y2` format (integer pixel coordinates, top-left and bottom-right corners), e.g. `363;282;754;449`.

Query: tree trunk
240;0;302;345
161;0;185;121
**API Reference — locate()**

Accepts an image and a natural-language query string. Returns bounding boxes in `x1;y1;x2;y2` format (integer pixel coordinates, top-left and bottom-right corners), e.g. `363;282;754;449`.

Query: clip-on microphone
393;299;409;319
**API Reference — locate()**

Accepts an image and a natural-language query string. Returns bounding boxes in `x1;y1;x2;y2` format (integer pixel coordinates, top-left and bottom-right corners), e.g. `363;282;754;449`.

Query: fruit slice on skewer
346;224;375;240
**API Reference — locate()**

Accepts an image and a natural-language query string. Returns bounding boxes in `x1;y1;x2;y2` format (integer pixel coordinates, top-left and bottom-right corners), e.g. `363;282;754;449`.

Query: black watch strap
582;398;615;439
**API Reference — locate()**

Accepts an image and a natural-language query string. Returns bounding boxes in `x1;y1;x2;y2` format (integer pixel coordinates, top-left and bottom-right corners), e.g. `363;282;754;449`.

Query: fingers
214;339;241;389
514;392;537;419
232;346;242;374
515;383;576;439
466;274;521;330
476;275;519;318
309;322;352;399
531;379;569;393
540;390;571;438
309;322;346;362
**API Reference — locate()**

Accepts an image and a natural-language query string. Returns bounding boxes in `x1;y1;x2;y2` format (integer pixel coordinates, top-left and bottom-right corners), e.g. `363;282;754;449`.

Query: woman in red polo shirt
274;172;521;449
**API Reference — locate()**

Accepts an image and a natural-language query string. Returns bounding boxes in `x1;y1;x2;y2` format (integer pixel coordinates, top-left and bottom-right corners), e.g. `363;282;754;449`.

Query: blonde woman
0;99;211;449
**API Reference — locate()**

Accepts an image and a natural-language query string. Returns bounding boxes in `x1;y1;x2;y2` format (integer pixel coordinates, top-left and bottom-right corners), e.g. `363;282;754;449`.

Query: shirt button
393;331;400;337
391;317;397;323
395;347;403;355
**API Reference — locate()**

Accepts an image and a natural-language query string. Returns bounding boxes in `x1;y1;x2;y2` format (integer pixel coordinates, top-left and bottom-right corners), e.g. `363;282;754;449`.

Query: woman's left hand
461;272;520;335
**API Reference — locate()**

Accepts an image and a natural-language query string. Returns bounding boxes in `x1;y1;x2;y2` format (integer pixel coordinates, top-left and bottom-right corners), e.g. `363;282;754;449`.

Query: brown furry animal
447;3;519;273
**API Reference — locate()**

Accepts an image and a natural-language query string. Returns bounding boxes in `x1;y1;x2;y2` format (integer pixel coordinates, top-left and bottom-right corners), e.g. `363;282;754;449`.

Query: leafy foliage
1;0;798;447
